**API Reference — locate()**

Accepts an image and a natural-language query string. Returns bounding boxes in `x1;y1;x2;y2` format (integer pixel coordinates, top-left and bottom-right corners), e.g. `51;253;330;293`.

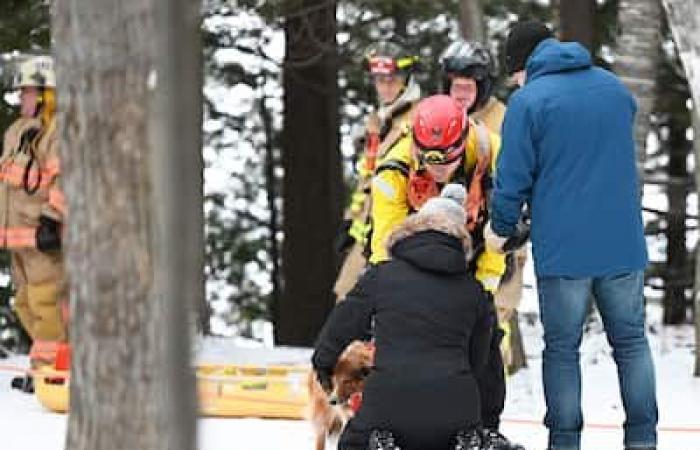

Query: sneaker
482;428;525;450
368;430;400;450
453;428;482;450
11;374;34;393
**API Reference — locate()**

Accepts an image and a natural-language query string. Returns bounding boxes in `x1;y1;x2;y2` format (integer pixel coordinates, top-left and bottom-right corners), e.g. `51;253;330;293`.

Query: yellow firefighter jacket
470;96;506;135
369;120;506;292
0;116;64;249
347;103;416;243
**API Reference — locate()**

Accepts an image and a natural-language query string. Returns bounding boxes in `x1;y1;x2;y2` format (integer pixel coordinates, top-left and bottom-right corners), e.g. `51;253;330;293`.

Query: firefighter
440;39;529;372
3;55;67;392
368;95;524;450
333;40;421;300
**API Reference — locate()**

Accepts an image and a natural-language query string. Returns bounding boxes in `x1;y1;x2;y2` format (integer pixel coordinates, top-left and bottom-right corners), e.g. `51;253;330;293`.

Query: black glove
316;369;333;394
502;218;530;253
334;219;354;255
36;215;62;252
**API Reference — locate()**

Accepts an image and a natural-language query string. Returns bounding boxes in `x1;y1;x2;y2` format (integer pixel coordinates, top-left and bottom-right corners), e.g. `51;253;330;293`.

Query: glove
502;220;530;253
485;219;530;254
334;219;355;254
316;369;333;394
484;221;509;254
36;215;62;252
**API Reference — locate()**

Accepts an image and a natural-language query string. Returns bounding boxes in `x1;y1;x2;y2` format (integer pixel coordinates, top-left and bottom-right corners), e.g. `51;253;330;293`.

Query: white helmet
14;55;56;89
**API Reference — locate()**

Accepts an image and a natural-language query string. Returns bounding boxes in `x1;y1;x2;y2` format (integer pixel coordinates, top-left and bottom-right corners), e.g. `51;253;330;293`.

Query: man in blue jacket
486;21;658;450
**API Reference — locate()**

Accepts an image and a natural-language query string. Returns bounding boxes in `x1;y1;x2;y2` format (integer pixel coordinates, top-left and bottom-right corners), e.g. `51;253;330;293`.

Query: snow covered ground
1;269;699;450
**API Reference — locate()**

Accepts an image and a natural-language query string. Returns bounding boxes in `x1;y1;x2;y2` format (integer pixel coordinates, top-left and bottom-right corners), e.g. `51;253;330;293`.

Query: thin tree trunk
278;0;341;346
459;0;486;43
664;123;689;324
391;3;408;39
558;0;596;52
661;0;700;372
614;0;662;167
53;0;200;448
695;113;700;375
260;94;281;329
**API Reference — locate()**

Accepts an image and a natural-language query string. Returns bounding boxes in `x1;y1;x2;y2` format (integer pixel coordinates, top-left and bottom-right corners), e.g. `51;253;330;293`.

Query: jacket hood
388;213;470;274
526;38;591;82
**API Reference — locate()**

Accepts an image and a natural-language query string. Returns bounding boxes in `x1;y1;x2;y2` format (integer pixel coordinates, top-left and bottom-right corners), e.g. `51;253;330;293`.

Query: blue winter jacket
490;38;648;277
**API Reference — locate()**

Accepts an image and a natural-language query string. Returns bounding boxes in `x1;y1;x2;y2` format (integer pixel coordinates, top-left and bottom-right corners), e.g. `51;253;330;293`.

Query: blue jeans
537;271;658;450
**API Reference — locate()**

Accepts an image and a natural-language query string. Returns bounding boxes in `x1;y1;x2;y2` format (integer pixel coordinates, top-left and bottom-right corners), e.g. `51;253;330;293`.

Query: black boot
11;374;34;393
453;428;482;450
624;447;656;450
368;430;400;450
481;428;525;450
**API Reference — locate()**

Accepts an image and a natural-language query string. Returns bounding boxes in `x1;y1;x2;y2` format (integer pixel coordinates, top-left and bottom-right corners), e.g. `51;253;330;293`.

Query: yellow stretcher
34;363;311;419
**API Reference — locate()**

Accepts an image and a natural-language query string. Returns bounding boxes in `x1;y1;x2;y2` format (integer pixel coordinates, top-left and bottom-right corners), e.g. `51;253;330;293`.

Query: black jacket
312;230;494;450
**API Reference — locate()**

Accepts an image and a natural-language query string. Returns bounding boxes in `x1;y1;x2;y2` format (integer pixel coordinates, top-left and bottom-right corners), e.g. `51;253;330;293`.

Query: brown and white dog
307;340;375;450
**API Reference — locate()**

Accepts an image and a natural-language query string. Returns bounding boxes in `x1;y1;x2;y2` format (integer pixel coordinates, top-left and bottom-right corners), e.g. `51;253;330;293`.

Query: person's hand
484;221;509;254
502;220;530;253
485;219;530;254
36;215;61;252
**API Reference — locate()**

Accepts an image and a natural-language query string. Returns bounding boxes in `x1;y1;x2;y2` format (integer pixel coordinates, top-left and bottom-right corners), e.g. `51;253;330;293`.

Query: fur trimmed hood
387;212;473;274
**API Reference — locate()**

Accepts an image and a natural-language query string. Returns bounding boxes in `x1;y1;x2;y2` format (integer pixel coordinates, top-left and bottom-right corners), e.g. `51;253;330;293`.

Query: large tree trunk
52;0;200;448
459;0;486;42
558;0;596;52
660;0;700;374
614;0;662;166
278;0;341;346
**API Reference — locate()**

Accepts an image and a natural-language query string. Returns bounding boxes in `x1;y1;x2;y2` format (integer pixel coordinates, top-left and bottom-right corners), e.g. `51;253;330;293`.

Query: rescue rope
501;417;700;434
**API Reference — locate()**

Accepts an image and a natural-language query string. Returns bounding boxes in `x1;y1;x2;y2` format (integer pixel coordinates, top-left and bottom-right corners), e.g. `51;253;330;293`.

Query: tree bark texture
149;0;202;446
52;0;200;448
279;0;342;345
664;123;689;324
661;0;700;373
695;113;700;376
260;94;282;336
614;0;662;165
459;0;486;43
558;0;596;52
661;0;700;108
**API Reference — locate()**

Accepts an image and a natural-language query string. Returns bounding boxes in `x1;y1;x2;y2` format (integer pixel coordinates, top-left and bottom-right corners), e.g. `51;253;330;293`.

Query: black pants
475;302;506;430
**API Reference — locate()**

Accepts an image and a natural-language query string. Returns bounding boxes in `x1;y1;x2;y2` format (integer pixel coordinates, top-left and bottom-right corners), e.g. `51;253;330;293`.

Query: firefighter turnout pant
11;248;67;367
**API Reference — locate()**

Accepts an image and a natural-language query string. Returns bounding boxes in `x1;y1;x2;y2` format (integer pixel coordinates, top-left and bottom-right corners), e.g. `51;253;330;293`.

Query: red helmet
412;95;469;165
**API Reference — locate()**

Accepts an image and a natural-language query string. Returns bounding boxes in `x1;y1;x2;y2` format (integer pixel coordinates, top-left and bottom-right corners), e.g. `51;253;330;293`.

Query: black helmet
439;40;495;111
364;40;419;79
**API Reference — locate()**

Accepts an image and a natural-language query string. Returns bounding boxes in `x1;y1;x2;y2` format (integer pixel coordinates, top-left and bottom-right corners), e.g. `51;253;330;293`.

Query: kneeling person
313;185;491;450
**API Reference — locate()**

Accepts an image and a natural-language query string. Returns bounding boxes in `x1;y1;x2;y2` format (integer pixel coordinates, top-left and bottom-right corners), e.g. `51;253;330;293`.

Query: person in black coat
312;184;494;450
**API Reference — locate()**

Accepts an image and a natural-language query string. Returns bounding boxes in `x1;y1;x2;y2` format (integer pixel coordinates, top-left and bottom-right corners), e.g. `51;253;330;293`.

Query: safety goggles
414;137;466;166
413;118;468;165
